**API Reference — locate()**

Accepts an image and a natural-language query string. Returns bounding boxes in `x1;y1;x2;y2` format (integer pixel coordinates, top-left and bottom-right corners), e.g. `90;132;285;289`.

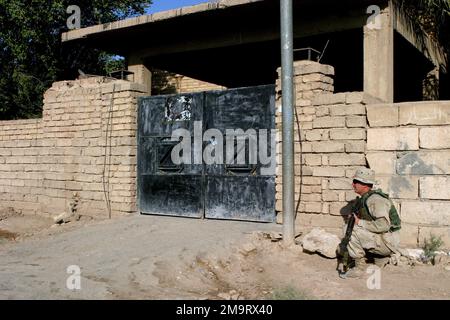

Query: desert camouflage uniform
344;193;400;259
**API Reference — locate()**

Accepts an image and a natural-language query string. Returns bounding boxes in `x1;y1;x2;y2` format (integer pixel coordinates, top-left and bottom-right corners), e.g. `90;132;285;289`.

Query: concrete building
62;0;448;102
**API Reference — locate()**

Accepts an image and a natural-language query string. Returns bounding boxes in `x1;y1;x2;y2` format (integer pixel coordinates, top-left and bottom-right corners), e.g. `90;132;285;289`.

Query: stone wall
366;101;450;245
0;77;146;218
275;61;450;247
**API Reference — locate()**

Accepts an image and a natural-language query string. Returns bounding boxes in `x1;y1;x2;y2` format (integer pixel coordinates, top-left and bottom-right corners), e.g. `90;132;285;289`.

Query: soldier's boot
340;259;365;279
374;256;390;268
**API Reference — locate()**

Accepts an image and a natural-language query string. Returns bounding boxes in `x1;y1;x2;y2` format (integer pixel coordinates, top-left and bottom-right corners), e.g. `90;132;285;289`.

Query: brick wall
0;119;42;214
0;77;146;219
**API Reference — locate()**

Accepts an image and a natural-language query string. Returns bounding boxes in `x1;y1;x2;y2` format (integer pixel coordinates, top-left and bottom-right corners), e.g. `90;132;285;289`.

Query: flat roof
62;0;383;43
62;0;263;42
60;0;445;71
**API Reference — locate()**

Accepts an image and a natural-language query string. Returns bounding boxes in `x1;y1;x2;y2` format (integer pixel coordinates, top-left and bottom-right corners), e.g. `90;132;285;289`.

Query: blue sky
146;0;211;14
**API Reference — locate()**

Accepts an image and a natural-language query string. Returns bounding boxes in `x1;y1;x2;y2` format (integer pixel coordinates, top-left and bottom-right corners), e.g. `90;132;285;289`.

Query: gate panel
205;176;275;222
139;175;203;217
203;85;276;222
138;93;204;218
137;85;276;222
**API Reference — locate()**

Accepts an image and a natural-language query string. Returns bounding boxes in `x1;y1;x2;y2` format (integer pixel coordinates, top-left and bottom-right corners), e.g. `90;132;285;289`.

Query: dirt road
0;214;277;299
0;214;449;300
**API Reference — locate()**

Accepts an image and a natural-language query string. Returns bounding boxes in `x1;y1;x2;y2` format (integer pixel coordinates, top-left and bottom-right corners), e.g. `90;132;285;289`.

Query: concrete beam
364;4;394;103
132;12;365;58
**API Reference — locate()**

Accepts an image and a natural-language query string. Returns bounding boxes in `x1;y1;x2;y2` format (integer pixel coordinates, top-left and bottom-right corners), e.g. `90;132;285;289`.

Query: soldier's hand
353;213;360;226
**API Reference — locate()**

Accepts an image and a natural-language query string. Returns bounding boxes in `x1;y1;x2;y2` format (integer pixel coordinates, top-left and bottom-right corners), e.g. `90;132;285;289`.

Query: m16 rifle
336;198;360;275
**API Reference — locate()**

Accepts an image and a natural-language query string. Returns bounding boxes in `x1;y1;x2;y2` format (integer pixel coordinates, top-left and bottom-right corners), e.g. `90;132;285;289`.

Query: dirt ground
0;212;449;300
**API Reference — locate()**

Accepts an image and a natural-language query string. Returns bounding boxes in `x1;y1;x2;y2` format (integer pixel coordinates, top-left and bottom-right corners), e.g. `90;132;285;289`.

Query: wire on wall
102;84;115;219
293;82;303;220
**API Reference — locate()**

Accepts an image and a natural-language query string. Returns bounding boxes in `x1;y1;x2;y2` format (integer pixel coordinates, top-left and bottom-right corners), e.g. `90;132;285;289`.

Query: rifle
337;214;355;273
336;198;359;275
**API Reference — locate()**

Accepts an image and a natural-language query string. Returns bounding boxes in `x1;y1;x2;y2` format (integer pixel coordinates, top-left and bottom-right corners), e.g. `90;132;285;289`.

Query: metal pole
280;0;295;245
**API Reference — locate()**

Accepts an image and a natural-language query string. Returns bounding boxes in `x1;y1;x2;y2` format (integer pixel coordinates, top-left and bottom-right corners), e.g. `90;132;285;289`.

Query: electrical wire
294;83;303;218
102;84;115;219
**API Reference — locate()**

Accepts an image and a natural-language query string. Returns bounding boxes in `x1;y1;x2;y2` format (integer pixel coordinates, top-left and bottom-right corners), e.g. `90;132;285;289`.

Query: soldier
339;167;401;279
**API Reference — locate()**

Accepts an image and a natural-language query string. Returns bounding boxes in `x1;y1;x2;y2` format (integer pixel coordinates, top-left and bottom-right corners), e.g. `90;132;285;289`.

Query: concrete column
364;5;394;103
127;54;151;95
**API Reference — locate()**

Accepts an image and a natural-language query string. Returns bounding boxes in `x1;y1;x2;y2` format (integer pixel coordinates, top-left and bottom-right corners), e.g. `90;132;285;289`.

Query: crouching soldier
338;168;401;279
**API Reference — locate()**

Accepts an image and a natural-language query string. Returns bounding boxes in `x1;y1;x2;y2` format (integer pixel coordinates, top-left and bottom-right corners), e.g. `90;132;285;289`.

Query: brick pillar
275;60;335;222
276;61;377;232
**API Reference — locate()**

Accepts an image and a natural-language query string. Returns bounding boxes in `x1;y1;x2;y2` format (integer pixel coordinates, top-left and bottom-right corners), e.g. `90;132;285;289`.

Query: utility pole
280;0;295;245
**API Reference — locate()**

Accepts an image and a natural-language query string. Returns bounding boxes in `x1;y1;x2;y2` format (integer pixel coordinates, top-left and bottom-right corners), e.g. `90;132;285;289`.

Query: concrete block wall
366;101;450;246
0;77;147;218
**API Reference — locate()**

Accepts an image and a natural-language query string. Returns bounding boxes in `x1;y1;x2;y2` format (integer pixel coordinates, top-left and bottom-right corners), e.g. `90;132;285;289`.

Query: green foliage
103;55;126;76
0;0;151;120
271;286;310;300
394;0;450;69
421;234;444;264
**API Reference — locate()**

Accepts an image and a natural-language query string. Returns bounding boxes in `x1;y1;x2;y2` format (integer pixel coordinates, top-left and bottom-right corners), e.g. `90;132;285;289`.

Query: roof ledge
62;0;263;42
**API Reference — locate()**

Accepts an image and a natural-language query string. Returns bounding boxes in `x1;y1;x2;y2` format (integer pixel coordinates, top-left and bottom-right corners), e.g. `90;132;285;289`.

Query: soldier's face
352;180;371;195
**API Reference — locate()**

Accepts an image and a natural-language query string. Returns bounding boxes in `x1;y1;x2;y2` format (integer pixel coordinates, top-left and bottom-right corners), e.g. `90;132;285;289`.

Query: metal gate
137;85;275;222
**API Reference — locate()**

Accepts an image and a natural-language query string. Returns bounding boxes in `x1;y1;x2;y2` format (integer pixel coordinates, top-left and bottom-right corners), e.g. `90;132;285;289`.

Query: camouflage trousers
343;224;400;259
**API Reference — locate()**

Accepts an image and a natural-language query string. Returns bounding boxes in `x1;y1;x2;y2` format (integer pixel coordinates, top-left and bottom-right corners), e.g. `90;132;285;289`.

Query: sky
146;0;212;14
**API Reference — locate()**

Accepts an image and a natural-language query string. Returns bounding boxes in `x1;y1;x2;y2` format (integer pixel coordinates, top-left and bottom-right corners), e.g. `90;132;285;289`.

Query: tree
394;0;450;72
0;1;151;120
